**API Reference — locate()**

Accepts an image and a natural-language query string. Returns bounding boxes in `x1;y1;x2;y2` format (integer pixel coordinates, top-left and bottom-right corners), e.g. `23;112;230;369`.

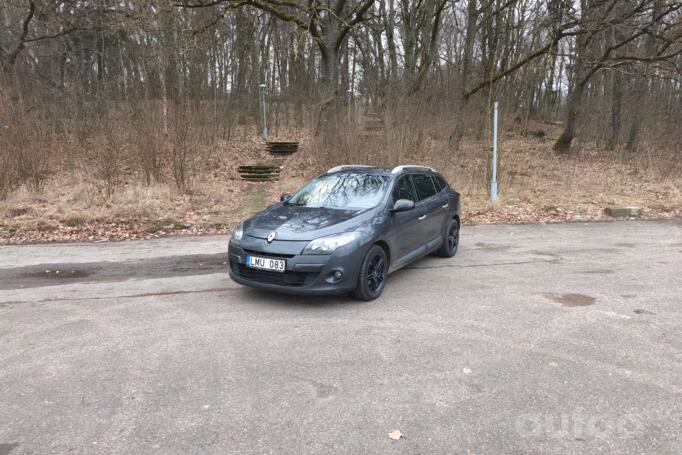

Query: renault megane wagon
228;165;460;300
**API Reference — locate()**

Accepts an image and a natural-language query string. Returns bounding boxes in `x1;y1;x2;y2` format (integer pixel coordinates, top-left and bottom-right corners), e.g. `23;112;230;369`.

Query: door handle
441;204;449;209
418;214;427;221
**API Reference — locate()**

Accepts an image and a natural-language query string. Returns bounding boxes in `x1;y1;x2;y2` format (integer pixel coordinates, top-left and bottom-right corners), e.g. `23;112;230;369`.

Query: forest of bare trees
0;0;681;227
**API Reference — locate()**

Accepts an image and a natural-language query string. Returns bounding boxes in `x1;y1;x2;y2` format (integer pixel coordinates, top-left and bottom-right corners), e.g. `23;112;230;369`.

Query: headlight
302;232;362;255
231;223;244;242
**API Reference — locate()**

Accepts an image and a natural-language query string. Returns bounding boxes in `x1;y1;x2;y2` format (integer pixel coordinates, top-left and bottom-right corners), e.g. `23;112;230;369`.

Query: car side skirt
388;236;443;274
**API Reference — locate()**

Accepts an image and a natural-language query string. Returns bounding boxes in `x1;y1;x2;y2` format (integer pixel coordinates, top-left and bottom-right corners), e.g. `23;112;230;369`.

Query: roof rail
391;165;435;174
327;165;373;173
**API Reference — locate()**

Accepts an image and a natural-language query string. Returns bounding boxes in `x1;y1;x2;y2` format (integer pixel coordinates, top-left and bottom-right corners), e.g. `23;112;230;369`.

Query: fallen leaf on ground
388;430;404;440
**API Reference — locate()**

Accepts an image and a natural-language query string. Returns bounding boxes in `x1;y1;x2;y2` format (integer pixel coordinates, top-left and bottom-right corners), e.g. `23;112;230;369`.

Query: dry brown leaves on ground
1;126;680;244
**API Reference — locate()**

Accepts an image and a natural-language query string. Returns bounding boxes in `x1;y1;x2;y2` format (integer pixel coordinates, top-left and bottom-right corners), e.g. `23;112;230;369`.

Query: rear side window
433;174;448;192
392;176;417;201
412;174;437;201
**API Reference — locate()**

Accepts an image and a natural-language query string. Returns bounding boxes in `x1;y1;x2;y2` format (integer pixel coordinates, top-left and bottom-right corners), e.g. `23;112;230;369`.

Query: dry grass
273;120;682;224
1;118;680;244
0;132;267;243
0;175;243;243
454;134;682;224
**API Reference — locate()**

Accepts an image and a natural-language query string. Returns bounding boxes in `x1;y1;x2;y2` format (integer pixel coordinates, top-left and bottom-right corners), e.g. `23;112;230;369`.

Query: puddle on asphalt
530;250;562;258
21;269;92;280
544;293;596;307
633;308;656;315
579;269;615;274
2;253;228;290
474;242;512;251
0;443;20;455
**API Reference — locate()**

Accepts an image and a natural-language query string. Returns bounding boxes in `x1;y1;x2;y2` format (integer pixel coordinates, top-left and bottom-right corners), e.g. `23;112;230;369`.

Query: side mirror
391;199;415;213
280;193;292;202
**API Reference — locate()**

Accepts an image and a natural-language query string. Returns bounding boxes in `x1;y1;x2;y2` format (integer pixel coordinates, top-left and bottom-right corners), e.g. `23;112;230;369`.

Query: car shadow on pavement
0;443;19;455
236;287;366;308
229;253;446;308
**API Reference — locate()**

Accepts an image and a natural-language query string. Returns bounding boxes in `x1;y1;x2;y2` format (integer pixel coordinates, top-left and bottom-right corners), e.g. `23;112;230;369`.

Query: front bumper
227;236;367;295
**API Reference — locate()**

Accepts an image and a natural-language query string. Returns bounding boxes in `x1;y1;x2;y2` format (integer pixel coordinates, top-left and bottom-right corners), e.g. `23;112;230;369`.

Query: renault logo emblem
267;231;276;243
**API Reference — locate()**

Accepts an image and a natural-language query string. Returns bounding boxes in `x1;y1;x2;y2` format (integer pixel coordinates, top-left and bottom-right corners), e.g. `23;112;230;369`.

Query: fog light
326;269;344;284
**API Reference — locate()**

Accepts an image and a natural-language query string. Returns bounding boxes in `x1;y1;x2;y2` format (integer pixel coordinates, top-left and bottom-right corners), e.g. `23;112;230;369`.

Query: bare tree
554;0;682;153
178;0;376;141
0;0;680;202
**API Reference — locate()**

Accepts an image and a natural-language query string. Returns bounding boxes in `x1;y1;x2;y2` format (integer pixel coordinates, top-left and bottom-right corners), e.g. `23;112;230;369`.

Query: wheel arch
374;240;391;266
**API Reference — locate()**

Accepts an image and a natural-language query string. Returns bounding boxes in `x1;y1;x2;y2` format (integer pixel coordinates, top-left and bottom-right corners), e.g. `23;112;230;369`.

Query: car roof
326;165;391;176
326;165;437;177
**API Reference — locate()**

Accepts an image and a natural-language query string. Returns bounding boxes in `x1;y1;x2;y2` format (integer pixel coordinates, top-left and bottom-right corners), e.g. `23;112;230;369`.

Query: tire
435;218;459;257
351;244;388;301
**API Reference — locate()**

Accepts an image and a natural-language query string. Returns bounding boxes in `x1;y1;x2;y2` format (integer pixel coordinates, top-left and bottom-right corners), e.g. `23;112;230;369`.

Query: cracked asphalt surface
1;221;680;454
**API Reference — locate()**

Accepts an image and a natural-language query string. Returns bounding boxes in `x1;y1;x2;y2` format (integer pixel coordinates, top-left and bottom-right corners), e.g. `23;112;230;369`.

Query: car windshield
286;172;390;210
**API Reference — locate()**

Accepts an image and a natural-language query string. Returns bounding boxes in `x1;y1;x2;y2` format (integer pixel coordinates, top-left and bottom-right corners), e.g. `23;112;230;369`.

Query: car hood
244;204;367;241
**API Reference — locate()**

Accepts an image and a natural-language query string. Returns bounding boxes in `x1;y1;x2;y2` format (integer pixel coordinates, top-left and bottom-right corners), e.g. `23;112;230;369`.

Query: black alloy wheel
436;218;460;257
352;245;388;301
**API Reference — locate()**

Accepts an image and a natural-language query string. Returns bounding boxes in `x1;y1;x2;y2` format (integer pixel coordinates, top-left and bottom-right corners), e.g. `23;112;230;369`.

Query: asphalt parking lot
1;221;680;454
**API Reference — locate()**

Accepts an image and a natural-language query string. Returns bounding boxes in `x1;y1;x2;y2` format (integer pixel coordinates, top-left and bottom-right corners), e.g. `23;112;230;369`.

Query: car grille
243;249;296;259
231;261;317;287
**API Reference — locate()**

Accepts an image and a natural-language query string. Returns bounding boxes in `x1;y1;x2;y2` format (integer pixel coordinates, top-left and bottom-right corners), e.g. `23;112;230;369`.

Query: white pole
260;83;268;140
491;101;499;202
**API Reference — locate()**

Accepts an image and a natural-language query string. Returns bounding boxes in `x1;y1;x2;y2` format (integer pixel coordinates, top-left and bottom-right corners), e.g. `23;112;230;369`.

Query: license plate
246;255;286;273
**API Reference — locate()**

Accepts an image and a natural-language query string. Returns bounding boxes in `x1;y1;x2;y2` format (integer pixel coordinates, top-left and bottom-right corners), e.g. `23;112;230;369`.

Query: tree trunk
627;1;660;151
384;0;398;81
0;0;8;73
554;80;586;153
625;77;645;152
450;0;478;149
607;69;623;150
606;22;625;151
554;0;589;154
316;43;342;145
319;45;339;103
